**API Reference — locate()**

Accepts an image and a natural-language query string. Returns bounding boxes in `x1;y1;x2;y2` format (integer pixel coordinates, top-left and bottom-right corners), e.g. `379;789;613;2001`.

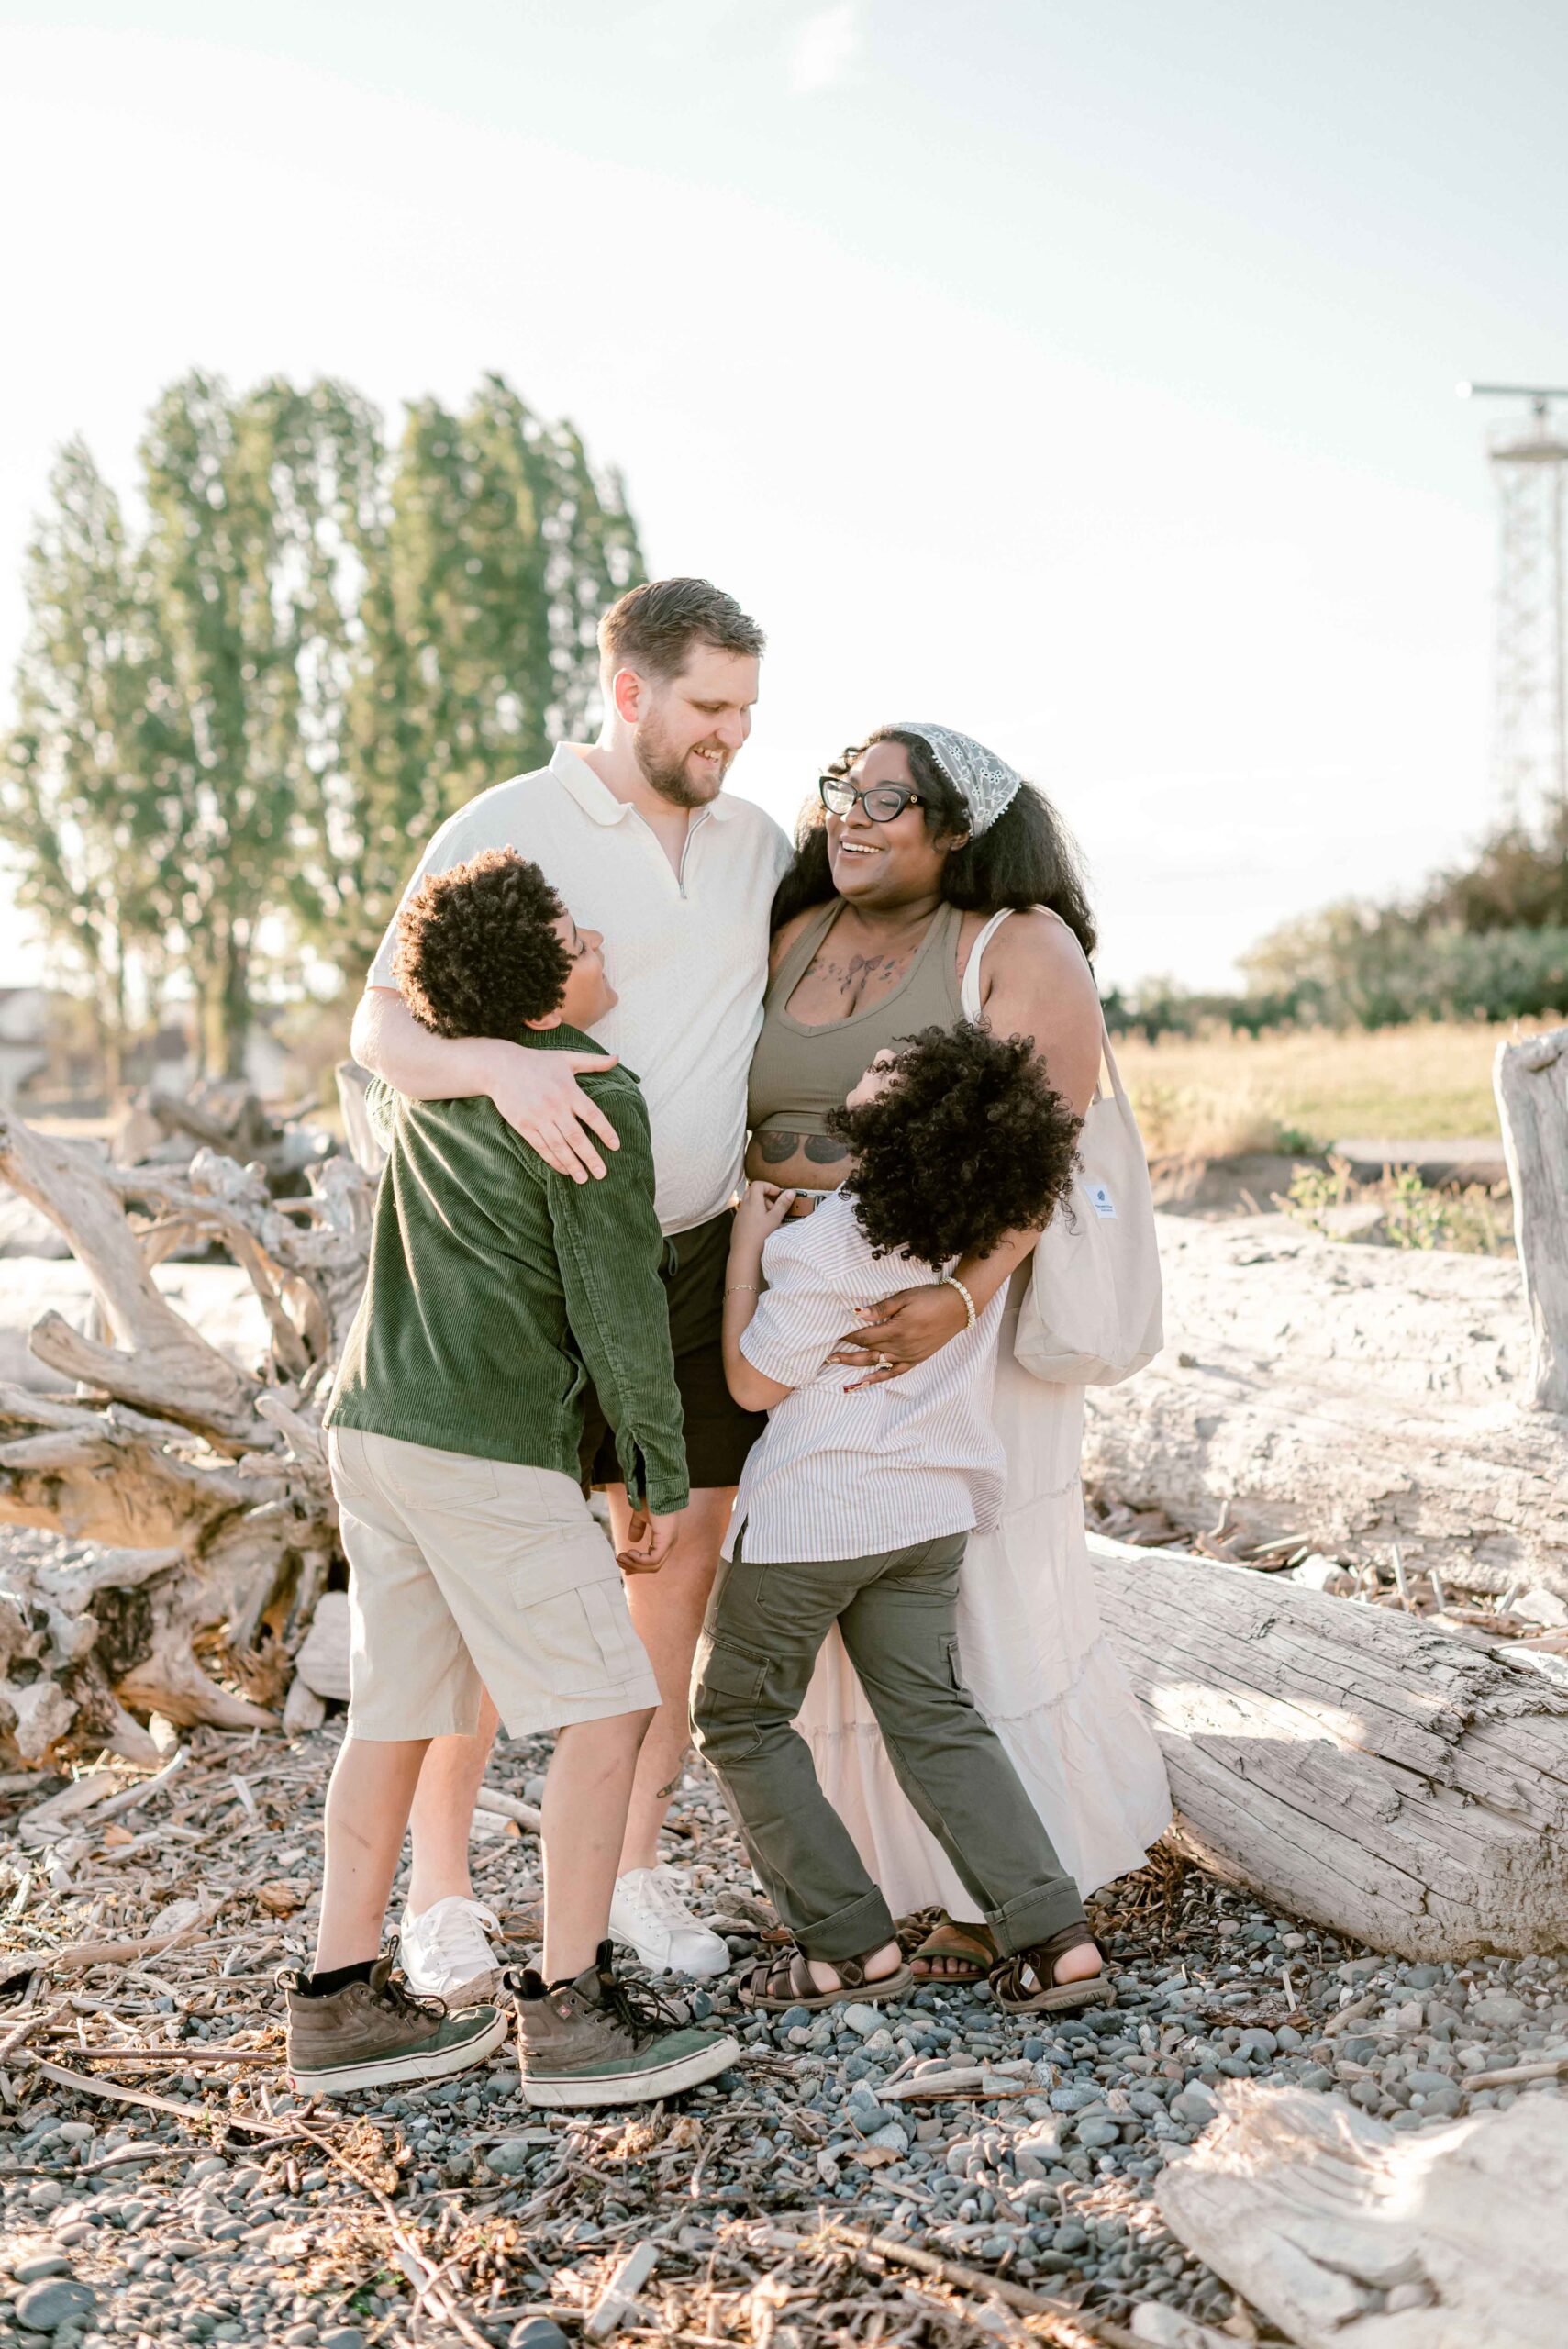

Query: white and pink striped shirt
725;1188;1008;1565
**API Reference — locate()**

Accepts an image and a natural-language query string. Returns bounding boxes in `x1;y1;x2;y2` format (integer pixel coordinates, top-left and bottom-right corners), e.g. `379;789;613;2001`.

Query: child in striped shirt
694;1020;1107;2018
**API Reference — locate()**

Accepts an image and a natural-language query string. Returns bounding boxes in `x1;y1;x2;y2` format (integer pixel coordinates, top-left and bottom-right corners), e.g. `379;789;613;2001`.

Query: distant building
0;988;49;1104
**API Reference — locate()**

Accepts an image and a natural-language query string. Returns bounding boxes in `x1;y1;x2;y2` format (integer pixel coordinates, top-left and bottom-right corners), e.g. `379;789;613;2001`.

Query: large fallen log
1090;1531;1568;1958
1084;1211;1568;1597
0;1105;370;1763
1157;2081;1568;2349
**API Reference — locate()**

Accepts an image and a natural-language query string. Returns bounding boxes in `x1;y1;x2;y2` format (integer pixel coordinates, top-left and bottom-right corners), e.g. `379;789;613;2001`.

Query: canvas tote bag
962;907;1162;1386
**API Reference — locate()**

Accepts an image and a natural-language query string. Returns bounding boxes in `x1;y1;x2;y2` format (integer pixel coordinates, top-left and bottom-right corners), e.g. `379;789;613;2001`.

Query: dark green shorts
578;1206;766;1496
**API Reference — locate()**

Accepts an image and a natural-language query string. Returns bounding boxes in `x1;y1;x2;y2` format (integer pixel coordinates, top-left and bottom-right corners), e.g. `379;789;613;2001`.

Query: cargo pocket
509;1540;641;1699
576;1576;641;1685
691;1636;772;1761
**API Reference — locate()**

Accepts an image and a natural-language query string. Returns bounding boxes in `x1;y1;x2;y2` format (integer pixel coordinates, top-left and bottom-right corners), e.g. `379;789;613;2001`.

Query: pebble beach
5;1719;1567;2349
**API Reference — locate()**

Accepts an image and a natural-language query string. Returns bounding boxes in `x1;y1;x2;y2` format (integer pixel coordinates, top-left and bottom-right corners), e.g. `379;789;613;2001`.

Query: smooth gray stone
1075;2119;1121;2150
16;2277;97;2332
1170;2085;1220;2127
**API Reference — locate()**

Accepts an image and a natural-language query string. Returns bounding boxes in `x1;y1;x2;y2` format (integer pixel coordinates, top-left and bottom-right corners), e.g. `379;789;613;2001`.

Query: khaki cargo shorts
328;1427;661;1740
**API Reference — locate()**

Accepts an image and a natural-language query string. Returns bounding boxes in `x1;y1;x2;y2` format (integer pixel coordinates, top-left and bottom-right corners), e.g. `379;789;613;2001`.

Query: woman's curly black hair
824;1022;1081;1268
393;849;573;1040
771;726;1097;959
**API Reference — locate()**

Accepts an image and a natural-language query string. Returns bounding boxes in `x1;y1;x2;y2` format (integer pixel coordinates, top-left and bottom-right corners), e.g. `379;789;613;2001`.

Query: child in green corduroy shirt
284;849;737;2112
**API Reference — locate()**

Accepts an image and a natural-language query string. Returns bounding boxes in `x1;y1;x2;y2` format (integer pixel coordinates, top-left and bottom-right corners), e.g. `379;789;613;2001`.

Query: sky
2;1;1566;995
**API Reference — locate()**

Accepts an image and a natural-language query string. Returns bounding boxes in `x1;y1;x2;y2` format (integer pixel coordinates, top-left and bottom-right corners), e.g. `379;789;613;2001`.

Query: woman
745;721;1170;1982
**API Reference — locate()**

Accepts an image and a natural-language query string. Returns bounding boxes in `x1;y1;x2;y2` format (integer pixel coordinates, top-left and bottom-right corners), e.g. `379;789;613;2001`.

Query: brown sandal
991;1926;1109;2014
740;1943;916;2013
909;1913;998;1985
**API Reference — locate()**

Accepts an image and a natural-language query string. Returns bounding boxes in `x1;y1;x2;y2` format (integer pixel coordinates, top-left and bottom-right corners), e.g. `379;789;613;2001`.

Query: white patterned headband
891;721;1023;836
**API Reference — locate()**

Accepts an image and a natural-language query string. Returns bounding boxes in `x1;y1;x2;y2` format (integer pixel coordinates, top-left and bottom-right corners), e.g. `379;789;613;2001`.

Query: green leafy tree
0;441;177;1086
138;372;384;1074
323;373;641;984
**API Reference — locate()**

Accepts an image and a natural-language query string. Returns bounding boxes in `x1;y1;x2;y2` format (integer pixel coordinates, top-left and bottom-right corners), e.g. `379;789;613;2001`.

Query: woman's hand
828;1283;970;1389
734;1181;797;1247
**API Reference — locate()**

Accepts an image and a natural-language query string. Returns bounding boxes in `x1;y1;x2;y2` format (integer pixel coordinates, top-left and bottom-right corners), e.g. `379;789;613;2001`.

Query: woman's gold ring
875;1353;894;1372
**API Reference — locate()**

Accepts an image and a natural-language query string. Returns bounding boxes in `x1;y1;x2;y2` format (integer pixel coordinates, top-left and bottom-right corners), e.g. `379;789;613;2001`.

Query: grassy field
1114;1018;1553;1158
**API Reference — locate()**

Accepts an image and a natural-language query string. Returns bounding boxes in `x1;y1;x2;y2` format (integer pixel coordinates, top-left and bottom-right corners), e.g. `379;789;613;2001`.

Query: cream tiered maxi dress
791;911;1171;1916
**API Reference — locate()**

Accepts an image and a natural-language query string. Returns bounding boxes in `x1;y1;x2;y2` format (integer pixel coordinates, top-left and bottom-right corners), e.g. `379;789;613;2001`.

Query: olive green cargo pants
691;1531;1085;1964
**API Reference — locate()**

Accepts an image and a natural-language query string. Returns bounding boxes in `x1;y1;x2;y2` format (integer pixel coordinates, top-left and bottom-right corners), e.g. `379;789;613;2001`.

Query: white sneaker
609;1866;731;1980
396;1896;503;2009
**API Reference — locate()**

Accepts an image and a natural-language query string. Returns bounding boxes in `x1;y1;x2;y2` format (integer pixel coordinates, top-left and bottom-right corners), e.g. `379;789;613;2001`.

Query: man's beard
634;721;727;809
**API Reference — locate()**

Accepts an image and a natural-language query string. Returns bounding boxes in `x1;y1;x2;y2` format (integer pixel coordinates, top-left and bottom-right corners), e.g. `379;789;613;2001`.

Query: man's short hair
598;577;765;685
394;849;572;1041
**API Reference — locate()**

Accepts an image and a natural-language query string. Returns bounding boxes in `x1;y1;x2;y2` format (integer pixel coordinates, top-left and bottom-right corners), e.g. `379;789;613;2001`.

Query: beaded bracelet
940;1273;977;1327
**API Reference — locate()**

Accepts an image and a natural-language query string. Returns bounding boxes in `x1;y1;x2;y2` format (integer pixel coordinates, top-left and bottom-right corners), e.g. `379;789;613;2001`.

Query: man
350;576;791;1998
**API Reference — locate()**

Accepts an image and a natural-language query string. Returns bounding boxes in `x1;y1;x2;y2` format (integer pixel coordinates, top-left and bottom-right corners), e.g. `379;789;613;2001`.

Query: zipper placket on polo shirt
675;810;711;897
630;806;712;900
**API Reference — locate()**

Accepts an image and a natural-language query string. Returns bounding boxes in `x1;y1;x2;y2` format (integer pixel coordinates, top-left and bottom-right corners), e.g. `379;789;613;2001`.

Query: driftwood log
1158;2081;1568;2348
0;1105;372;1764
1084;1212;1568;1598
1091;1530;1568;1958
1496;1022;1568;1415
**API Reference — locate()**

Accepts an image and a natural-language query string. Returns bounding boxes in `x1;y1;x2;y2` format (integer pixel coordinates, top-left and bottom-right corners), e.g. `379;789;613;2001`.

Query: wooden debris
1083;1211;1568;1597
282;1676;328;1735
293;1590;350;1701
1090;1530;1568;1958
824;2220;1140;2347
1158;2080;1568;2347
1462;2051;1568;2091
0;1098;372;1764
475;1786;544;1832
584;2240;660;2337
18;2052;285;2132
1496;1022;1568;1415
880;2066;1041;2102
1128;2310;1236;2349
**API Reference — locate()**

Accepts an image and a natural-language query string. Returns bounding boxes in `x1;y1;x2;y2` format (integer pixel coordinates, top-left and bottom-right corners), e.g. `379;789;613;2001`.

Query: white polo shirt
369;745;793;1235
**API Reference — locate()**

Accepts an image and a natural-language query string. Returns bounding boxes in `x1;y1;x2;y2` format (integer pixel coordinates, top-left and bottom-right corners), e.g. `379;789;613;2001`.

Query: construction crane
1458;381;1568;829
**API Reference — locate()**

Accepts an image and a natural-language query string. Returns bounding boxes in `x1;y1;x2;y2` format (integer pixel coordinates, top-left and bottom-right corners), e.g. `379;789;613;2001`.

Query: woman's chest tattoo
806;949;909;1007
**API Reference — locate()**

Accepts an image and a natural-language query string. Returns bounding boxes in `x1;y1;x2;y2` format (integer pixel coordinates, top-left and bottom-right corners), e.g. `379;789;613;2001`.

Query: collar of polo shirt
552;741;739;824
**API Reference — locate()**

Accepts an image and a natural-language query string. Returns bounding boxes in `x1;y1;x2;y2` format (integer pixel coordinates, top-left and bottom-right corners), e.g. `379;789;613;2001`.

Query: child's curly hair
393;849;572;1039
824;1022;1081;1266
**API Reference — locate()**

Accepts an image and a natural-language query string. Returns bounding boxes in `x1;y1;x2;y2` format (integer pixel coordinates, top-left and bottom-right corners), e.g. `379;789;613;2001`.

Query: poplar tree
0;441;176;1086
138;372;384;1074
328;374;641;982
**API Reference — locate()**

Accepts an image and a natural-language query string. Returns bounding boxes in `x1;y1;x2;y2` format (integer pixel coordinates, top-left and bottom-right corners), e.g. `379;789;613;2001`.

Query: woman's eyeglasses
817;773;925;824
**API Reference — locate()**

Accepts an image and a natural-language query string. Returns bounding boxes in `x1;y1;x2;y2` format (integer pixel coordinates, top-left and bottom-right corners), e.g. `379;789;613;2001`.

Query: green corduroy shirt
324;1025;688;1515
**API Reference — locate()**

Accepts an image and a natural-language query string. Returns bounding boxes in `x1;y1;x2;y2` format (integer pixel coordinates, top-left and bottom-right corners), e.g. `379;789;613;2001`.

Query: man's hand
828;1283;970;1389
487;1040;622;1182
617;1508;683;1574
734;1180;797;1247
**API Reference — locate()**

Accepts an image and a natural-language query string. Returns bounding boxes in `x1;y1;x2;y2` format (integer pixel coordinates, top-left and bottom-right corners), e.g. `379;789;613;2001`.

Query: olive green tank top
747;897;969;1140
